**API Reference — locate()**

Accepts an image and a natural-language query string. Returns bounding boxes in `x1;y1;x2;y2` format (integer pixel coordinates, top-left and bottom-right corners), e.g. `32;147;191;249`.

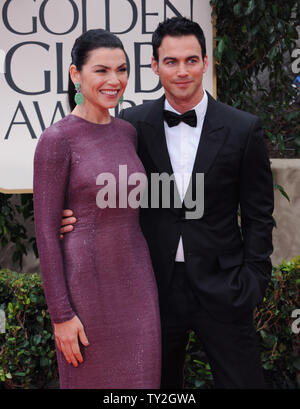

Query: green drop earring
119;95;124;111
74;82;84;105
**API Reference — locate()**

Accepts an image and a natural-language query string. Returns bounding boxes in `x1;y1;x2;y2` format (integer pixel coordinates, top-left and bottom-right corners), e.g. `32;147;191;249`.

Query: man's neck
165;88;204;113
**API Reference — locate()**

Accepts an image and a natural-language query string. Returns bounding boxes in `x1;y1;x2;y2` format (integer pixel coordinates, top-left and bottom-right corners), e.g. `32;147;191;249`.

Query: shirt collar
164;90;208;121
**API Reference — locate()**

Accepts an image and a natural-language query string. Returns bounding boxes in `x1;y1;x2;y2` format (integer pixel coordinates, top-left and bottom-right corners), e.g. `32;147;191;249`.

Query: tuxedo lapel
191;93;228;176
139;96;183;212
183;93;229;207
139;95;174;176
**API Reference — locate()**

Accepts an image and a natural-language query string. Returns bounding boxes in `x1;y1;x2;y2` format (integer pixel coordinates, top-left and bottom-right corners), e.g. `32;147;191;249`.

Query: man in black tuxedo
61;17;274;388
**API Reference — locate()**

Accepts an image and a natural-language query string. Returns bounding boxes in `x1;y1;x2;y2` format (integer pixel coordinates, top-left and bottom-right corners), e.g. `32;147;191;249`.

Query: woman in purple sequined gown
33;30;161;389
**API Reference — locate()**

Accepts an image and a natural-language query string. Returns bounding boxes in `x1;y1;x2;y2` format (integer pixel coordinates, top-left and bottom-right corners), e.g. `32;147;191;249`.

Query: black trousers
159;262;266;389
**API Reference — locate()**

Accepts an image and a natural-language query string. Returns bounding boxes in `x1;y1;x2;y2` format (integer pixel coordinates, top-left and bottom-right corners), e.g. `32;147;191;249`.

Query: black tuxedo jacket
119;93;274;322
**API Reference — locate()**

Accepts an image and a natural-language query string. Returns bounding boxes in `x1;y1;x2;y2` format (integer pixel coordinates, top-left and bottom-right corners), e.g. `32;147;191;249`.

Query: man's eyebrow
163;57;177;62
162;55;200;62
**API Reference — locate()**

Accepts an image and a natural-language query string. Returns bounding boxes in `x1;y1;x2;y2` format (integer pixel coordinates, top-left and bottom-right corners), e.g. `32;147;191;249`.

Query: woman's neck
72;104;111;124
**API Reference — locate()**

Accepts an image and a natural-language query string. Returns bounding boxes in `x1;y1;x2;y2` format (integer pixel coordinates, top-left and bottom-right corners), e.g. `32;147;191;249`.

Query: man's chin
173;91;194;102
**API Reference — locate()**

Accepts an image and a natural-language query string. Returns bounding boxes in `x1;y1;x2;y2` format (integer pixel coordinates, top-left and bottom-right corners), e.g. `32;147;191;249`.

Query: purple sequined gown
33;114;161;389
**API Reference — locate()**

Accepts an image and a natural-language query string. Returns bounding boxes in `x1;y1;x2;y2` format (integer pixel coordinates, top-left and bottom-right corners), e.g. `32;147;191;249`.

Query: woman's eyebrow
92;63;127;69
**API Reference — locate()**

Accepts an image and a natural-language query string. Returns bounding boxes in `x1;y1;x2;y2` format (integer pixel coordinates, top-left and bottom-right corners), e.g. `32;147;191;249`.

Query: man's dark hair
152;17;206;62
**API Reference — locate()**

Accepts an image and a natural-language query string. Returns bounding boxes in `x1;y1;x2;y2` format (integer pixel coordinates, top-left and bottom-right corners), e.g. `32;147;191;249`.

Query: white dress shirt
164;90;208;262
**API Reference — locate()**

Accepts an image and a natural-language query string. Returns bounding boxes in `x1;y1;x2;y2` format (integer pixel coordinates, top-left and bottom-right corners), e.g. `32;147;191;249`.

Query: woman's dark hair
68;29;125;111
152;17;206;62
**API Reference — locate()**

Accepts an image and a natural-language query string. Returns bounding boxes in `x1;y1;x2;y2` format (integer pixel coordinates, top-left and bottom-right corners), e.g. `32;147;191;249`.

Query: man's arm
239;116;274;300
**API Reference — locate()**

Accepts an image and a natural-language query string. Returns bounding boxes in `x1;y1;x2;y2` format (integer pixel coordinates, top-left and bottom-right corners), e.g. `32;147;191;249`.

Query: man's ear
151;56;159;76
203;55;209;74
69;64;80;85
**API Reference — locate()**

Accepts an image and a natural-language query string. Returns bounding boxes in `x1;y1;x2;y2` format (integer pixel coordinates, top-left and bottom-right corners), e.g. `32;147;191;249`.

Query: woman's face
72;47;128;112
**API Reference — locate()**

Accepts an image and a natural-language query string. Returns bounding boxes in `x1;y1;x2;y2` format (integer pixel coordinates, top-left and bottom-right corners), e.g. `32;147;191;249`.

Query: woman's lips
100;89;119;96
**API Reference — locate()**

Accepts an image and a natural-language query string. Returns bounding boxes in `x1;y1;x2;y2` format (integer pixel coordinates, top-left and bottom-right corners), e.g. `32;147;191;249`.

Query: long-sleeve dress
33;114;161;389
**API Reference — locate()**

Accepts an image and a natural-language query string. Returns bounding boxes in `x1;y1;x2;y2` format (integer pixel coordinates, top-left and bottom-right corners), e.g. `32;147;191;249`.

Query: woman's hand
53;315;89;367
60;209;77;240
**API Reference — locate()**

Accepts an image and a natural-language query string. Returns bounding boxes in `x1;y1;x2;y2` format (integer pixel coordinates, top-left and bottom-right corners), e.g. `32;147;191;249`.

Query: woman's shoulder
38;115;73;143
113;116;136;133
36;115;73;155
113;117;137;148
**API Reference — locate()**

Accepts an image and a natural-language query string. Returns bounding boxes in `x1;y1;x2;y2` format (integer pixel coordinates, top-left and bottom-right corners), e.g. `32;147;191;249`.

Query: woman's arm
34;126;74;322
33;125;89;366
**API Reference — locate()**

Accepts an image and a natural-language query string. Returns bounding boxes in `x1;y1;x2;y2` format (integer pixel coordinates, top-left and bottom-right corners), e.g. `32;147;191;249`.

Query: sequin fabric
33;114;161;389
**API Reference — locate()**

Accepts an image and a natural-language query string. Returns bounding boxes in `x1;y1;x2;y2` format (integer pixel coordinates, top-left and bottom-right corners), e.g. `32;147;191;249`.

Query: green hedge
0;270;58;389
211;0;300;157
0;257;300;389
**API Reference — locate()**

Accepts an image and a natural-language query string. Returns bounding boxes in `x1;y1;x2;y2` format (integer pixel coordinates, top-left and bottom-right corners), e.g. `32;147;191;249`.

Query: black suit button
179;208;186;221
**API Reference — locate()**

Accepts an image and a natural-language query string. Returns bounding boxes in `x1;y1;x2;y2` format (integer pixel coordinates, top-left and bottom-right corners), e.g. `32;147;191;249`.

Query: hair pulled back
68;29;125;111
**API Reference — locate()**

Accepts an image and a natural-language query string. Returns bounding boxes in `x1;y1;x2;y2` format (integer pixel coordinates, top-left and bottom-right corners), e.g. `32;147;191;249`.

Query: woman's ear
69;64;80;85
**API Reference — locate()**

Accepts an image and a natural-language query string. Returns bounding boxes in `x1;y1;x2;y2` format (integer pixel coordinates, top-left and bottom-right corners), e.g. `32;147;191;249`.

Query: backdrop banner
0;0;214;192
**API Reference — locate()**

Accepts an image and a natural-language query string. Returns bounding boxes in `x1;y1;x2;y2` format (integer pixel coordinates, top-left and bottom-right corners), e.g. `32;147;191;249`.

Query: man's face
152;35;208;111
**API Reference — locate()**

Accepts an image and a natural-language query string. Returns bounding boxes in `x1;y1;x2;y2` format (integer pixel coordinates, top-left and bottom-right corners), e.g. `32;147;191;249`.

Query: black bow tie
163;109;197;128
